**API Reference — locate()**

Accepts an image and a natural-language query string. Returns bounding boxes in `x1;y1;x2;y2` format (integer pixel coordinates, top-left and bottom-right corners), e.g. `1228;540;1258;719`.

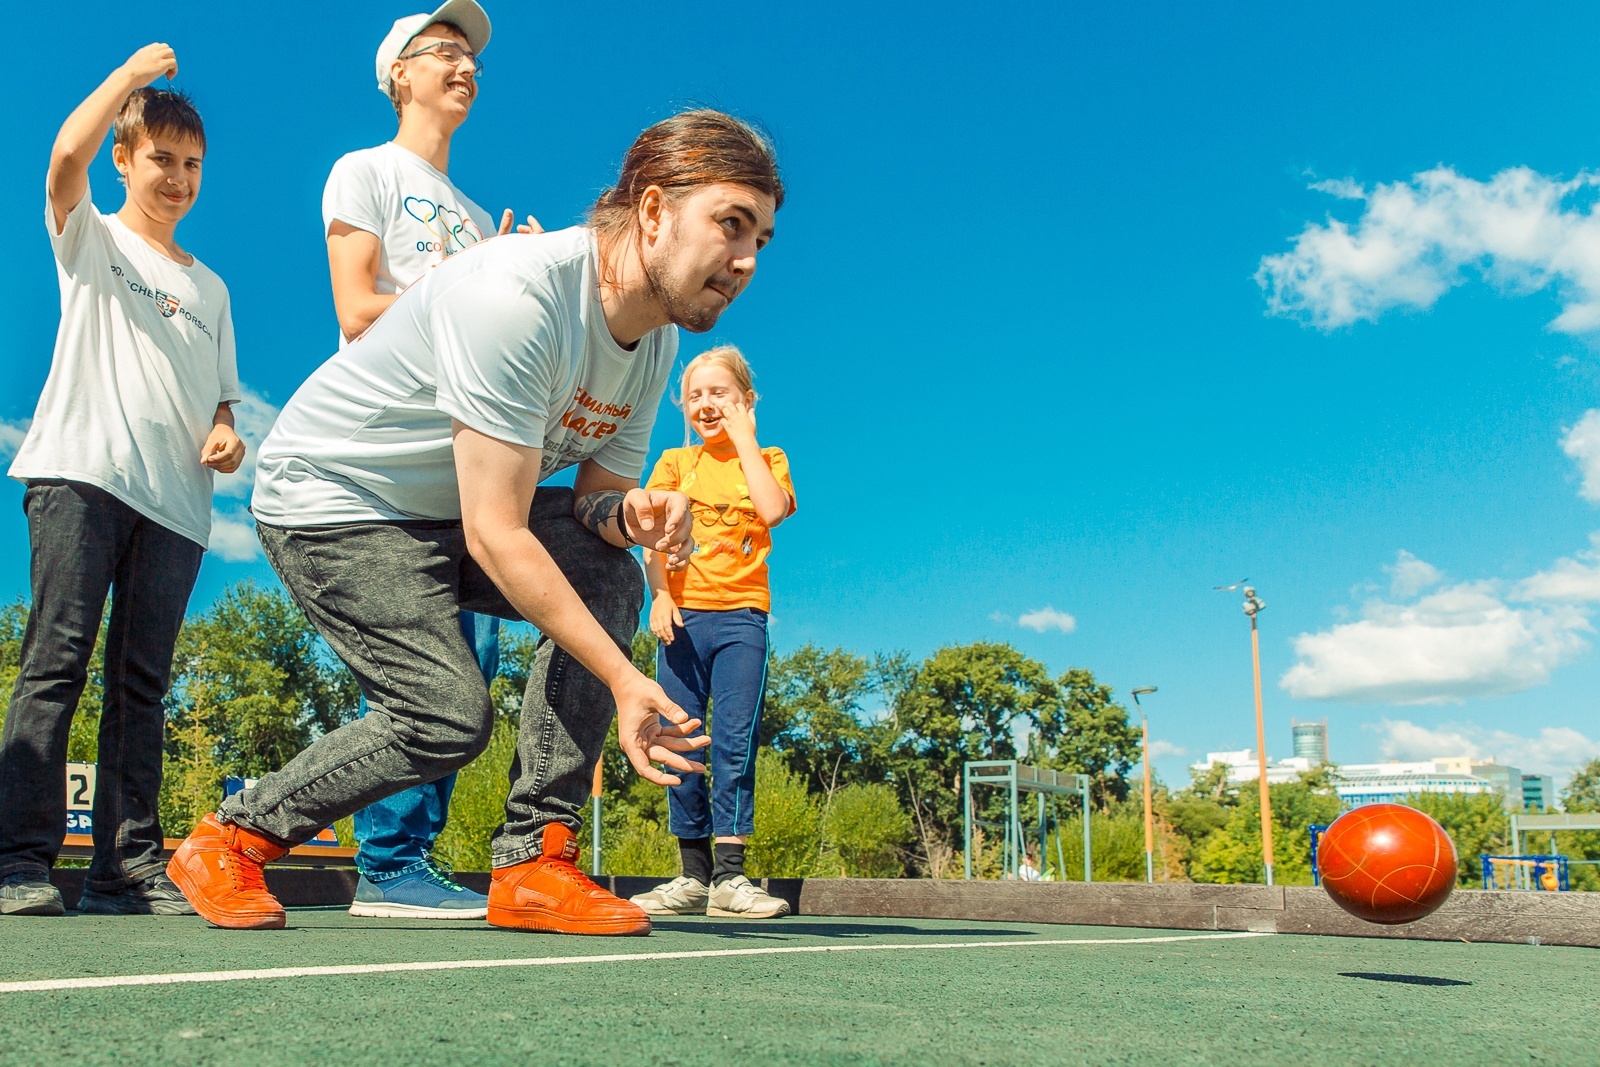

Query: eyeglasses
400;41;483;77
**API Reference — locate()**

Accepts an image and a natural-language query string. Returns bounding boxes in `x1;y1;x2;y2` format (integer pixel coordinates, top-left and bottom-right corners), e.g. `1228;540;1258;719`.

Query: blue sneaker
349;855;488;919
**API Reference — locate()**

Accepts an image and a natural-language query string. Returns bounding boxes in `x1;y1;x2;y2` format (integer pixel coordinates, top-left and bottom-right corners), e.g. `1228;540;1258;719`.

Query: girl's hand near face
649;592;685;645
718;400;759;449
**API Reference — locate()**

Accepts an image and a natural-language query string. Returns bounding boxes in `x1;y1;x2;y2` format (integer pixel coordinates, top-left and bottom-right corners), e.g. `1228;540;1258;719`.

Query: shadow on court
1339;972;1473;987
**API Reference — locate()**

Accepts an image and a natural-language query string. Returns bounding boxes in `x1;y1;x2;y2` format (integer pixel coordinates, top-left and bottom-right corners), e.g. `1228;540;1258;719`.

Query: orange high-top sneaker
166;813;289;930
488;823;651;936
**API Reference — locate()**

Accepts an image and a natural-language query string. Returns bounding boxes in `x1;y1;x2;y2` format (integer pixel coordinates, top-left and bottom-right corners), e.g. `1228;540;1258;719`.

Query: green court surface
0;909;1594;1066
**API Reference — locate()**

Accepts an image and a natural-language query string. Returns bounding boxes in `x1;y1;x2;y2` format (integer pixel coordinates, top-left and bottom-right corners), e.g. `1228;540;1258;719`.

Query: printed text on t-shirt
108;264;215;340
559;387;634;441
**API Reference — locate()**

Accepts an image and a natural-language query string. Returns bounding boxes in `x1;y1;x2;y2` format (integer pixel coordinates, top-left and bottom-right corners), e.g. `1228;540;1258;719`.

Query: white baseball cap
375;0;492;95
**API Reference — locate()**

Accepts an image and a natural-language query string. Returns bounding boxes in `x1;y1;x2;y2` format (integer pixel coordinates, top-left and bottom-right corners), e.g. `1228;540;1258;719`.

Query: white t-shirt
8;185;241;547
322;142;494;310
251;227;676;525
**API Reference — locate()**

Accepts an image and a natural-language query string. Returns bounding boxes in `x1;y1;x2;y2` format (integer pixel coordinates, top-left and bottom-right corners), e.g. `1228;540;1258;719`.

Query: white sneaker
629;876;710;915
707;875;790;919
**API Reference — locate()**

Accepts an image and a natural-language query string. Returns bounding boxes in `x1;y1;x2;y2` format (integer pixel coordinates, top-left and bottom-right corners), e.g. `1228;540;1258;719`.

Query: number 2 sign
65;761;96;835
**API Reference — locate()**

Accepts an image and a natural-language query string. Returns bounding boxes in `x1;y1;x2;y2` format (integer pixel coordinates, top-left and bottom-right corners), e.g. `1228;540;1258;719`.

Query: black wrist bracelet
616;503;636;546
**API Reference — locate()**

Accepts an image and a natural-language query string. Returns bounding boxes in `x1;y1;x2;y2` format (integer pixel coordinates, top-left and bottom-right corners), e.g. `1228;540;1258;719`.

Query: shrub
819;782;912;877
597;778;677;877
431;719;517;873
747;749;822;877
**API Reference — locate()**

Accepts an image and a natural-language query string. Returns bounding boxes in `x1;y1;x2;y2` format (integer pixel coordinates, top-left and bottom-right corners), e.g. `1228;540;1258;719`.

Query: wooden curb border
45;870;1599;947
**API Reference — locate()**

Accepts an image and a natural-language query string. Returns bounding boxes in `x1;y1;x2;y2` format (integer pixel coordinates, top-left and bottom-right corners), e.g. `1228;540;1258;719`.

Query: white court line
0;931;1271;994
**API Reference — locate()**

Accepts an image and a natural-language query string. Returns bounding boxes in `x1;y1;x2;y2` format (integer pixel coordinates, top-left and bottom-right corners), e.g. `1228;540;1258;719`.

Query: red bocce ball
1317;803;1457;925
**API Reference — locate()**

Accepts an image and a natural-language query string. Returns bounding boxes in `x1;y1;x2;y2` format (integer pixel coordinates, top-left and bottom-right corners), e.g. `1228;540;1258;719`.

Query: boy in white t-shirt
0;44;244;917
321;2;540;921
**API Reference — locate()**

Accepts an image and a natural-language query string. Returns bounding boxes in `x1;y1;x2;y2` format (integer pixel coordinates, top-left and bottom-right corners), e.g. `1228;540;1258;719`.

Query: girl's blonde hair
678;345;757;446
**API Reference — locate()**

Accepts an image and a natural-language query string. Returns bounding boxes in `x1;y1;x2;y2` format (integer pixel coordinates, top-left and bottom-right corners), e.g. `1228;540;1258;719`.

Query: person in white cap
322;1;535;921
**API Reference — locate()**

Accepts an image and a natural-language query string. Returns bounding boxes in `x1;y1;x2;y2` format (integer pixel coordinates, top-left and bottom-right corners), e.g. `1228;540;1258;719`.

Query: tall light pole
1241;586;1274;886
1130;687;1158;884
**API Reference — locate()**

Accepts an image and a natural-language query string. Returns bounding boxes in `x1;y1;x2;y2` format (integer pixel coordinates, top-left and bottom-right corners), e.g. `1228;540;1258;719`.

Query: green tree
1032;668;1141;807
1190;770;1342;885
158;712;224;837
886;642;1055;867
764;644;883;795
631;630;658;680
490;628;539;724
1563;758;1600;812
0;600;106;762
1558;759;1600;890
1401;791;1508;886
167;581;358;775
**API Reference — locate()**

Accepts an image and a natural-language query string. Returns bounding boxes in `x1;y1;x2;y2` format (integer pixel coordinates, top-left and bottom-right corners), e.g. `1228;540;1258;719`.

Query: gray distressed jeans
227;487;641;868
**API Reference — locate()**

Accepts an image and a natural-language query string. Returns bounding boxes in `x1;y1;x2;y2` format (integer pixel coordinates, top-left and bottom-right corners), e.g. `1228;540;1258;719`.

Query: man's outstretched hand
613;672;708;786
622;488;694;570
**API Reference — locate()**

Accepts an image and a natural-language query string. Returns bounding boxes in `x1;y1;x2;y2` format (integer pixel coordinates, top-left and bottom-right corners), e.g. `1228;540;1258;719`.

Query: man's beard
644;232;727;334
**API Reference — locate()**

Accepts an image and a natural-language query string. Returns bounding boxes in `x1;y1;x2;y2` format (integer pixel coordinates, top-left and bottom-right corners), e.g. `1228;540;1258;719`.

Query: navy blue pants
660;608;769;839
351;611;499;878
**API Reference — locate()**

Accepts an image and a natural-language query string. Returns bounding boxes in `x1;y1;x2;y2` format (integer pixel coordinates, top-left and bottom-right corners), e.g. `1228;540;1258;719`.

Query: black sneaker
0;872;65;916
78;872;197;916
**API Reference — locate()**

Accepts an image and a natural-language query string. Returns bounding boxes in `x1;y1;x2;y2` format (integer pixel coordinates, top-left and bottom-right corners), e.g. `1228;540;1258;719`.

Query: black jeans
0;480;203;890
232;486;642;868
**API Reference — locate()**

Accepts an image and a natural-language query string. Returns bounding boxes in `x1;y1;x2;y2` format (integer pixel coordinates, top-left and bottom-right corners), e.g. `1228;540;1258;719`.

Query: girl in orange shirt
630;346;796;919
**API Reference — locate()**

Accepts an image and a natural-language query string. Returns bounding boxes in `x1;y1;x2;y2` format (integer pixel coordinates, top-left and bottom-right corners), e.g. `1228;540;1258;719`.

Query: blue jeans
660;608;769;839
351;611;499;878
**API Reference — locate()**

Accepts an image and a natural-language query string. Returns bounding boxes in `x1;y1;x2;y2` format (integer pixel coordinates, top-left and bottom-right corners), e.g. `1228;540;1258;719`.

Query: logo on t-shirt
403;196;484;255
108;265;212;339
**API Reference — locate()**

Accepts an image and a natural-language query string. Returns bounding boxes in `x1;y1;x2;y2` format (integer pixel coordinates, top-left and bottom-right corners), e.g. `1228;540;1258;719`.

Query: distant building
1331;761;1497;808
1291;719;1329;764
1520;774;1553;812
1469;761;1524;811
1192;745;1532;811
1191;750;1314;787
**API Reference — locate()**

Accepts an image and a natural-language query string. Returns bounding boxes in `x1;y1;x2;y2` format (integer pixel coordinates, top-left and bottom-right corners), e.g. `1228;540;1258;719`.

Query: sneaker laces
229;846;272;897
540;852;602;894
421;851;469;893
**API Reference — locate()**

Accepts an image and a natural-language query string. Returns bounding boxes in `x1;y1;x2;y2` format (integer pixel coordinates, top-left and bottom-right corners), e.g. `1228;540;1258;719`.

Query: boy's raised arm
48;43;177;232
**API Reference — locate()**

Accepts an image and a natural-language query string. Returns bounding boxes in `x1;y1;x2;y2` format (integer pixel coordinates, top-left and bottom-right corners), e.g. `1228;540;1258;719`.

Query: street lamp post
1131;687;1158;884
1241;587;1275;887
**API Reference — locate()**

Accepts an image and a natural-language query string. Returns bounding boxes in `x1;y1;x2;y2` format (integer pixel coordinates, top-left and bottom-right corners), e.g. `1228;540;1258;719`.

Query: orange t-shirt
646;444;796;612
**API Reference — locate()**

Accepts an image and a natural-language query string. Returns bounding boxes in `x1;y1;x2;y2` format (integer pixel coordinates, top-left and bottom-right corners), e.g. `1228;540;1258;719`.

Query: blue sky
5;2;1600;792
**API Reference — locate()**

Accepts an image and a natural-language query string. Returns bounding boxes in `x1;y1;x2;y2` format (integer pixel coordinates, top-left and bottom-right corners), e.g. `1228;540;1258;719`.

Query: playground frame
962;760;1092;882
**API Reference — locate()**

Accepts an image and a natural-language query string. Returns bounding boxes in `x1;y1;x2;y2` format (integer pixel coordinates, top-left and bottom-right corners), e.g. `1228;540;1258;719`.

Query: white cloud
0;418;30;462
214;386;280;499
1387;549;1442;597
1307;177;1366;200
1148;739;1187;759
209;509;260;562
1515;531;1600;603
1562;409;1600;502
1281;577;1590;705
1257;166;1600;333
1366;717;1600;782
1017;607;1077;634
